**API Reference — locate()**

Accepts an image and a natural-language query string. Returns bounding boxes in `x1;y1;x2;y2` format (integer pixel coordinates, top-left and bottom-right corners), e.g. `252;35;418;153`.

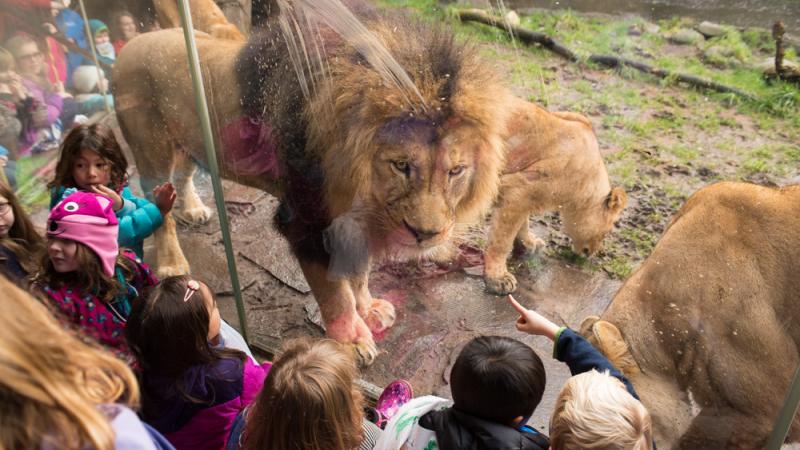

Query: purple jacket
145;358;270;450
20;78;63;154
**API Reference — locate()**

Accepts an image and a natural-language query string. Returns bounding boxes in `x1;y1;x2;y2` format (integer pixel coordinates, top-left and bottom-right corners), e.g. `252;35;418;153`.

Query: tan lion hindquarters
598;182;800;449
483;98;626;295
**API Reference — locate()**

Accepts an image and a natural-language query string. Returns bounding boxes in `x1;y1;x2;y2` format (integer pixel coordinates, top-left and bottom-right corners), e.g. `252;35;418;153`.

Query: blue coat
51;186;163;258
54;8;90;84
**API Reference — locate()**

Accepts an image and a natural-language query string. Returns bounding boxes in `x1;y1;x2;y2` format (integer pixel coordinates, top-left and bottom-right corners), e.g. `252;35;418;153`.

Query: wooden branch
773;21;786;75
457;9;756;101
587;55;756;100
457;9;579;61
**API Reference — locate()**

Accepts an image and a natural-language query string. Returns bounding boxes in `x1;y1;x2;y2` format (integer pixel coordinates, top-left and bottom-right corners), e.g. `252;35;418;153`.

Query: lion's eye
448;165;465;177
392;160;410;176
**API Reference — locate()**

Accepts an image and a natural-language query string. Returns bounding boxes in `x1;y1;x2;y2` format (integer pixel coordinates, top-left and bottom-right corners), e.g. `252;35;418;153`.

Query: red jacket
0;0;51;41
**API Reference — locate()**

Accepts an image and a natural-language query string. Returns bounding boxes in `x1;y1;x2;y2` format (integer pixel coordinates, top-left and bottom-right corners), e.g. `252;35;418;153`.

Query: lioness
153;0;245;41
484;97;626;295
580;182;800;448
113;1;512;365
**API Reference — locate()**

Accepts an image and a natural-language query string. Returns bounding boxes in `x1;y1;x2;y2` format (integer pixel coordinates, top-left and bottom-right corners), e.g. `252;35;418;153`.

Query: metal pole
176;0;250;342
76;0;112;115
765;365;800;449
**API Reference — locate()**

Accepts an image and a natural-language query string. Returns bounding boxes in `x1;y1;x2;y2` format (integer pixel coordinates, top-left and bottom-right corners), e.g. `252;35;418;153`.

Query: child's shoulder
119;250;158;286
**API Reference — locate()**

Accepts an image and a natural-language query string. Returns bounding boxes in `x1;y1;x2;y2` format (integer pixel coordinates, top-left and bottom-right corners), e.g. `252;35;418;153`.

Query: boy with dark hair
374;334;550;450
422;335;550;449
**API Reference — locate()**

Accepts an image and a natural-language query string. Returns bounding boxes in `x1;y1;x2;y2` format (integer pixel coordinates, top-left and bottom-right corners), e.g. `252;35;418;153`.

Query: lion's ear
605;187;627;214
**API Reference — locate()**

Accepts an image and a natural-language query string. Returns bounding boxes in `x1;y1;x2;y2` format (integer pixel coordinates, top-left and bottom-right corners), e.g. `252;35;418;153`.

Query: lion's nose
403;220;441;243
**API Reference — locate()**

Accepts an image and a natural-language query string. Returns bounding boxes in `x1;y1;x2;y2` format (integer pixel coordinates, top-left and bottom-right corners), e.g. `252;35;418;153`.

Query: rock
643;22;660;35
628;24;642;36
504;10;520;27
759;57;800;74
703;45;738;68
668;28;704;46
695;21;726;38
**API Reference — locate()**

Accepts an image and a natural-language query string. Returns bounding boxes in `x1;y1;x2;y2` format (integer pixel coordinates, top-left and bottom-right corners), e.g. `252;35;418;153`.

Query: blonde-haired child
230;338;382;450
550;370;653;450
0;271;171;450
508;295;655;450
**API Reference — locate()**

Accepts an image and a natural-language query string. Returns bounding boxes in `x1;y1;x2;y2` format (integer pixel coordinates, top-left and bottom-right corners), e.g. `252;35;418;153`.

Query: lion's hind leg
514;216;546;254
173;149;213;225
115;92;191;278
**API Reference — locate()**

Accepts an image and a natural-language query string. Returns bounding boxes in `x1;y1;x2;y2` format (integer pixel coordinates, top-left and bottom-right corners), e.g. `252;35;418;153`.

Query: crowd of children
0;0;142;190
0;4;655;448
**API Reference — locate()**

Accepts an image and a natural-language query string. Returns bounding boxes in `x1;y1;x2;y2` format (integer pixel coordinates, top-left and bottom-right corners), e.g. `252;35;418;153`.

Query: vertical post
176;0;250;342
765;365;800;449
77;0;112;115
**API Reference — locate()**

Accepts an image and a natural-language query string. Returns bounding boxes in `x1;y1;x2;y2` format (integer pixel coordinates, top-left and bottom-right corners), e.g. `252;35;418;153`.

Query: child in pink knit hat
34;191;158;363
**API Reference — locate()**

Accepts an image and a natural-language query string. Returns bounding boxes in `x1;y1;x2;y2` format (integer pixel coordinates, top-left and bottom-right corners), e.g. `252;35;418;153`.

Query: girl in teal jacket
49;123;176;258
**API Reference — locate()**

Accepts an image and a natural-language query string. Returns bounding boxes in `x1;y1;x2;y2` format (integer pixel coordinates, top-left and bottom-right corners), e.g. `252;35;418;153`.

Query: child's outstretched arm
508;295;640;400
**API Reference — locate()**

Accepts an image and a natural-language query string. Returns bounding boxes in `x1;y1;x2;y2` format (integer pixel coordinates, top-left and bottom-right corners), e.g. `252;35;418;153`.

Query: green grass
601;254;634;278
373;0;799;280
669;145;700;163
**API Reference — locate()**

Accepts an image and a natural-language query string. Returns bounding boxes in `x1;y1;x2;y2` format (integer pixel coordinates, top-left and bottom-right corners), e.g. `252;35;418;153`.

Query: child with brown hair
50;123;175;258
0;274;174;450
126;275;271;450
228;338;382;450
0;179;44;283
34;190;157;363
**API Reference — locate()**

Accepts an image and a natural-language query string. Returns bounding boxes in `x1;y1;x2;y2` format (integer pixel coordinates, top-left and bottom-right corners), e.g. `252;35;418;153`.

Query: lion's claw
352;339;379;367
364;299;396;334
485;272;518;295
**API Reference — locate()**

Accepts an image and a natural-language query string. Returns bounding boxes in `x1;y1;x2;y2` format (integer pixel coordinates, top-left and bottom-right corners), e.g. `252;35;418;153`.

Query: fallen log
457;8;757;101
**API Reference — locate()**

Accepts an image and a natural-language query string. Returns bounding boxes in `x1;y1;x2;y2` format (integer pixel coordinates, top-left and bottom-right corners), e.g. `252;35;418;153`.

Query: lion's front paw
364;299;396;334
485;271;518;295
517;235;546;254
178;204;213;225
351;338;379;367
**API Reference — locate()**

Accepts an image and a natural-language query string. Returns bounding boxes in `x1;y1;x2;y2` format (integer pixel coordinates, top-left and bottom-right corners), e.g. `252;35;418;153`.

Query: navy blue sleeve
554;327;641;401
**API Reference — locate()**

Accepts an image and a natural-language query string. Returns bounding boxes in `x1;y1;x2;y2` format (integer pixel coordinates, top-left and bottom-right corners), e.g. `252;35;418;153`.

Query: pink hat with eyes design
48;191;119;276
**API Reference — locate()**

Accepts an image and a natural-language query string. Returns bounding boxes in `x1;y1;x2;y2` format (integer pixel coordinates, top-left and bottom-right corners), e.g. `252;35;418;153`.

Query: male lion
484;97;626;295
112;1;512;365
580;182;800;448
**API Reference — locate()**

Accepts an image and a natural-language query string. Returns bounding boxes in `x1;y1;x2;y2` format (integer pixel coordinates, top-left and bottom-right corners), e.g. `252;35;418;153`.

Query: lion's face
563;187;627;256
367;119;490;257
